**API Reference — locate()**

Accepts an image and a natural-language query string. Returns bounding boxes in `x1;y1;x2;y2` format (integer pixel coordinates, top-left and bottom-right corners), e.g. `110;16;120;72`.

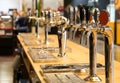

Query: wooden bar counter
17;33;120;83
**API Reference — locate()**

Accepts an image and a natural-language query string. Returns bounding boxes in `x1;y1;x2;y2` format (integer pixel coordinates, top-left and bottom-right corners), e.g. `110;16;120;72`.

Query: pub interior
0;0;120;83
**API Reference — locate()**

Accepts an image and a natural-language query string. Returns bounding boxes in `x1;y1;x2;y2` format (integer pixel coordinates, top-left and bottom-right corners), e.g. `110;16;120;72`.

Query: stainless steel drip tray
28;46;72;53
28;47;59;53
23;39;41;45
28;48;58;62
23;37;55;46
40;63;105;74
44;72;85;83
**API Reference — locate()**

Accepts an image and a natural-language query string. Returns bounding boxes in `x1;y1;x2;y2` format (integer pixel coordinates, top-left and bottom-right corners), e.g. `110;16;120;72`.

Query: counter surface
17;33;120;83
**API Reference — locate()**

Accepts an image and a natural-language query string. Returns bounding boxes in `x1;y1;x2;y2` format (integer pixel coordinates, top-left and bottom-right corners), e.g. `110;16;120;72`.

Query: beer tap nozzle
57;25;67;57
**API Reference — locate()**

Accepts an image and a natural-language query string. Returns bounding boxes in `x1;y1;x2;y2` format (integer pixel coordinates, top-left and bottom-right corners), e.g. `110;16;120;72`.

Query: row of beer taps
29;9;69;57
29;5;114;83
67;5;114;83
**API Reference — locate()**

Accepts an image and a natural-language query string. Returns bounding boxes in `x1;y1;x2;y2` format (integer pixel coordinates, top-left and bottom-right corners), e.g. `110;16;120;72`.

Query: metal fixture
99;10;114;83
57;16;68;57
84;7;102;82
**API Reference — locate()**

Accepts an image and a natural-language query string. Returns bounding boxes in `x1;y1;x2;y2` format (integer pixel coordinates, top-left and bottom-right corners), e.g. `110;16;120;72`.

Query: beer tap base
44;41;49;45
36;34;40;38
58;53;66;57
84;74;102;82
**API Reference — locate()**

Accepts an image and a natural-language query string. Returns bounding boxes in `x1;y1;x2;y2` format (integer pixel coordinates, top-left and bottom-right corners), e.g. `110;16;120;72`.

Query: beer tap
43;9;54;44
85;9;114;83
84;7;102;82
44;10;52;44
80;5;91;46
98;10;114;83
72;6;80;40
57;16;68;57
28;10;40;37
36;17;40;38
68;6;74;40
68;5;74;25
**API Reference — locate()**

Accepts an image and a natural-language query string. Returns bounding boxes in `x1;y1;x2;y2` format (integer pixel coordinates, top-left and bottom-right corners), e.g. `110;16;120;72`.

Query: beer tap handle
78;5;85;24
68;6;74;25
78;5;84;24
41;10;45;17
92;8;100;25
84;6;91;24
73;6;78;25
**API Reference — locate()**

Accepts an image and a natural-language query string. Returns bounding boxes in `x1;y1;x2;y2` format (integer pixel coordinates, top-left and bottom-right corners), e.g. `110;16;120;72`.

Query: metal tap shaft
57;26;67;57
89;31;97;76
100;27;114;83
45;24;49;44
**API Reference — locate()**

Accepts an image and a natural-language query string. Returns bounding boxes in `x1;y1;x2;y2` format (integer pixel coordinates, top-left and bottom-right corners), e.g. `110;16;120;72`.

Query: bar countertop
17;33;120;83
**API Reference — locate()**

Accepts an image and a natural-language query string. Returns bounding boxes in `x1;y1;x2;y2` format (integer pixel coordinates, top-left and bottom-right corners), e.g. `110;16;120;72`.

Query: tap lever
68;6;74;25
73;6;79;24
91;7;100;25
84;5;91;24
78;5;86;24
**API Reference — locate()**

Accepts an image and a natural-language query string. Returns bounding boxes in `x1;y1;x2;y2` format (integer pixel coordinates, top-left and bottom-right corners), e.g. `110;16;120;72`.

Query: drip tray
44;72;85;83
23;39;41;45
28;47;59;53
28;48;57;62
23;37;55;46
28;46;72;53
40;63;105;74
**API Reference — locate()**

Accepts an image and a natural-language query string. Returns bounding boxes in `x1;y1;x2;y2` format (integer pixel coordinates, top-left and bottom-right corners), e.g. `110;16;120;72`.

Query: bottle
107;1;115;22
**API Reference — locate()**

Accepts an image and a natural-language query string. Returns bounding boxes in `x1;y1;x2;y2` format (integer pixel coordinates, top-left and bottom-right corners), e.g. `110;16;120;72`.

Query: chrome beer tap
30;10;45;38
98;10;114;83
68;6;74;25
85;9;114;83
68;6;75;40
98;26;114;83
57;25;67;57
36;18;40;38
57;16;68;57
35;17;45;38
84;7;102;82
35;10;41;38
80;5;91;46
72;6;80;40
44;10;51;44
83;5;92;46
84;28;102;82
